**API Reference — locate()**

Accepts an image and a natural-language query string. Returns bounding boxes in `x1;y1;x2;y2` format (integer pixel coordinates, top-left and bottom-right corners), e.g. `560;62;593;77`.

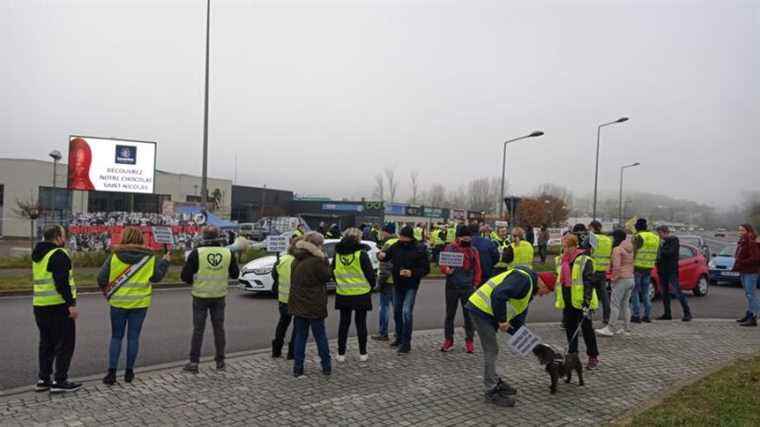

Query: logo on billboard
115;145;137;165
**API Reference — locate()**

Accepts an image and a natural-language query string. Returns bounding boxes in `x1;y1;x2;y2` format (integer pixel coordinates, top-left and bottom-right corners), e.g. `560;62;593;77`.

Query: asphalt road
0;277;750;391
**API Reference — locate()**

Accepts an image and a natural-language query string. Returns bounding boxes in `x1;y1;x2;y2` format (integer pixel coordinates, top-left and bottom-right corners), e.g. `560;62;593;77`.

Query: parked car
238;239;380;296
708;244;740;285
714;232;726;238
677;235;711;260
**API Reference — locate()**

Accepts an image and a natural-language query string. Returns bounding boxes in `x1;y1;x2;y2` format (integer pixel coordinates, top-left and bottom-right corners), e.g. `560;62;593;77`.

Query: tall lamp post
200;0;211;210
592;116;629;220
49;150;62;188
499;131;544;219
618;162;640;226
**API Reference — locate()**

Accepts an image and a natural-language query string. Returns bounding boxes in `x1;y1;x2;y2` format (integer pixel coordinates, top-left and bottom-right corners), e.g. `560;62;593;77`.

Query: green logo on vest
207;253;223;267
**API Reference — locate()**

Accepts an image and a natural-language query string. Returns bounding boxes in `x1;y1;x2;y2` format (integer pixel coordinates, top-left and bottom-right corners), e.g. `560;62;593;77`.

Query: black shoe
216;360;226;371
485;389;516;407
35;380;51;392
390;340;401;348
642;317;652;323
322;367;332;376
293;367;304;378
739;316;757;327
272;340;283;358
124;369;135;383
183;362;199;374
682;313;693;322
630;316;641;324
397;344;411;354
50;381;82;394
737;311;751;323
656;314;672;320
495;378;517;396
103;369;117;386
371;335;389;341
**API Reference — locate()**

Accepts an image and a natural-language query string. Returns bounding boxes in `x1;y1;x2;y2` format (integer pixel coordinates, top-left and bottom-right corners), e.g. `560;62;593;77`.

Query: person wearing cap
631;218;659;323
439;226;482;353
655;225;692;321
466;266;555;407
372;223;399;342
377;225;430;354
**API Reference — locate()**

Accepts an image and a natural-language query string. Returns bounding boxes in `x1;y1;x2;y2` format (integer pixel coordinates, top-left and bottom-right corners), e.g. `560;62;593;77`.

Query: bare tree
372;173;385;201
448;186;467;209
468;177;501;213
409;171;420;205
384;168;398;203
13;197;42;251
427;183;447;208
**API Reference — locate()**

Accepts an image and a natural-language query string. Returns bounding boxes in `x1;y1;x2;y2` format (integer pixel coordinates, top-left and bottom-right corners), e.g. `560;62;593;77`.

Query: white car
238;239;380;296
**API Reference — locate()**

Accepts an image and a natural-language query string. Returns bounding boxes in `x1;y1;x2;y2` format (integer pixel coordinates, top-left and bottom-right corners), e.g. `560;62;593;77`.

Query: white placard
67;136;156;193
507;325;542;356
494;221;509;228
266;235;288;253
438;251;465;268
151;226;174;245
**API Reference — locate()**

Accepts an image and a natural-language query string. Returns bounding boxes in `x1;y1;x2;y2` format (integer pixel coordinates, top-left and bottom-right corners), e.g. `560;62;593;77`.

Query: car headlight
252;267;272;275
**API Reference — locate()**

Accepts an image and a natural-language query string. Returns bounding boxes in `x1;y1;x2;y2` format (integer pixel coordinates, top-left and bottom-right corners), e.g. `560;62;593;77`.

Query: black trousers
34;305;76;383
273;302;295;354
660;271;691;317
190;297;226;363
563;306;599;357
338;308;368;355
444;284;474;341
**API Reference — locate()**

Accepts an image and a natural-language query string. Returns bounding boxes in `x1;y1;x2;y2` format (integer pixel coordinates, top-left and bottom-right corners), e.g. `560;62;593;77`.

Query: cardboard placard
151;226;175;245
494;220;509;228
507;325;541;357
438;251;465;268
265;235;289;253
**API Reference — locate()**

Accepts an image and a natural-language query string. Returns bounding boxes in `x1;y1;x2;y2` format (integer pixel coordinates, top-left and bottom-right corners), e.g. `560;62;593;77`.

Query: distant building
231;185;294;223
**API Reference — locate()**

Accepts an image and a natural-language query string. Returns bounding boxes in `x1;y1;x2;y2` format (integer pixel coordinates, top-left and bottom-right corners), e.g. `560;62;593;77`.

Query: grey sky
3;0;759;207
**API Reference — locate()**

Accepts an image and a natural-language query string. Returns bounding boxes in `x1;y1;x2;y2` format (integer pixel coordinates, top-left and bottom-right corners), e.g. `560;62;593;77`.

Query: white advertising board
67;135;156;193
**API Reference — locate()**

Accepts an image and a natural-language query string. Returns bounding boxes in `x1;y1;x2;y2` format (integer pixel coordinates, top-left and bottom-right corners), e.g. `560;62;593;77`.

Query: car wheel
693;277;709;297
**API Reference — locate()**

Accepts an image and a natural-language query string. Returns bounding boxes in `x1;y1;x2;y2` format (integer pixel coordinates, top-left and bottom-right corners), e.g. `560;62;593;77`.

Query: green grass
0;269;184;293
623;353;760;427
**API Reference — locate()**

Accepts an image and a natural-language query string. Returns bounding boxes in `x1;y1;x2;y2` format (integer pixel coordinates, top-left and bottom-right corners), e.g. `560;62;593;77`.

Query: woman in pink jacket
596;229;634;337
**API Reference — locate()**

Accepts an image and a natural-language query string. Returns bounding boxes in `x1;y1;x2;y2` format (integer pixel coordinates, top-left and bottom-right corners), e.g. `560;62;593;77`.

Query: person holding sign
439;226;482;353
465;265;555;407
97;227;171;385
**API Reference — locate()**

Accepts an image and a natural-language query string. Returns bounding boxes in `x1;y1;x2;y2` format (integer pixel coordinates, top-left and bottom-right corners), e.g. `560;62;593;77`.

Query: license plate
721;271;739;277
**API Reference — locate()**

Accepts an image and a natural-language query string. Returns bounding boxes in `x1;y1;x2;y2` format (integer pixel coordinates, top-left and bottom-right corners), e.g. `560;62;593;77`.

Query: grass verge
0;270;184;293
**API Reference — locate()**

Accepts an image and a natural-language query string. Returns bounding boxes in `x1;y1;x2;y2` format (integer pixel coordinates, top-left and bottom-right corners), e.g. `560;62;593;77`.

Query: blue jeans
292;316;331;372
631;270;652;319
740;273;760;315
108;307;148;370
378;289;394;337
393;286;418;346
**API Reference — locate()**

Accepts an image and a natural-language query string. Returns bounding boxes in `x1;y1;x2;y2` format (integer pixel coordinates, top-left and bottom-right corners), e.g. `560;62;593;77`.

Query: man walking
655;225;692;321
588;220;612;324
377;225;430;354
32;225;81;393
466;267;554;407
631;219;659;323
182;226;239;373
372;224;398;341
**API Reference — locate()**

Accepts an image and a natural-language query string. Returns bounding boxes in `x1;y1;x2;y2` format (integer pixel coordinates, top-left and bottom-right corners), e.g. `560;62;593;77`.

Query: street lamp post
618;162;640;226
592;116;629;221
49;150;62;188
499;131;544;219
200;0;211;210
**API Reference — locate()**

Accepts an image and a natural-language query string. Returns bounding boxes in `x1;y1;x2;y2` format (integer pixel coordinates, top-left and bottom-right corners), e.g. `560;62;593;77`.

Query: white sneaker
359;354;368;362
595;326;615;337
336;354;346;363
619;329;631;337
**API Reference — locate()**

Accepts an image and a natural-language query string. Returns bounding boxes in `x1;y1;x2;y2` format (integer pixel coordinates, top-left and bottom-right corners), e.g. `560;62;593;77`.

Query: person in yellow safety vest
372;223;399;341
31;224;81;393
331;228;376;362
430;224;446;264
587;220;612;324
413;224;424;242
491;226;511;275
555;232;601;370
631;218;660;323
181;226;239;373
270;235;302;359
445;223;457;244
96;227;171;385
503;227;535;270
292;224;305;239
466;266;555;407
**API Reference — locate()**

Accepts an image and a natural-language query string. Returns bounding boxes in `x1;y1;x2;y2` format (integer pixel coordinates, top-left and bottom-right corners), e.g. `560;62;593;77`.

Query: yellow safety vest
430;229;440;246
276;254;294;304
334;250;371;296
446;226;457;244
554;255;599;310
413;227;423;241
592;234;613;272
379;237;398;285
32;248;77;307
493;238;510;269
468;268;533;321
634;231;660;269
108;255;155;309
508;241;534;270
193;247;232;298
292;229;304;238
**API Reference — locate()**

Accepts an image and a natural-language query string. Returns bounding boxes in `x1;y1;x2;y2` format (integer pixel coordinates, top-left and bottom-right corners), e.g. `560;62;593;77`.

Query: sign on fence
151;226;175;245
265;235;289;253
438;251;465;268
507;325;542;356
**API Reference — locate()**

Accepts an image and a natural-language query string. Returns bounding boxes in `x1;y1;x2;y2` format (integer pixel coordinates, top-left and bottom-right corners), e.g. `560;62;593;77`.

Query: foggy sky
2;0;759;207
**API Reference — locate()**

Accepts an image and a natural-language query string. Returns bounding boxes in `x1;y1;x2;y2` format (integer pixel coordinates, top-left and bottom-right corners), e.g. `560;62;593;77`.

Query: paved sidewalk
1;320;758;426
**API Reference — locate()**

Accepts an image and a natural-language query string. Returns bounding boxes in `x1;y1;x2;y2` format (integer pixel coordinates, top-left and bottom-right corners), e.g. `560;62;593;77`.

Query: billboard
67;135;156;193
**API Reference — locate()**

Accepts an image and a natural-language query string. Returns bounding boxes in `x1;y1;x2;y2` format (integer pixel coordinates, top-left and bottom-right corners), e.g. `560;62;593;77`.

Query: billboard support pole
200;0;211;210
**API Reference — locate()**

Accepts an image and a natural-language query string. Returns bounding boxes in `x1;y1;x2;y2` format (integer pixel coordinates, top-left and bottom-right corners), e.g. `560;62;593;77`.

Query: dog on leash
532;343;584;394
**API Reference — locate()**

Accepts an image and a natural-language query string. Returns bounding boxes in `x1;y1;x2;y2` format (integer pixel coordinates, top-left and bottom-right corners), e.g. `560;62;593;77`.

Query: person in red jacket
733;224;760;327
440;225;482;353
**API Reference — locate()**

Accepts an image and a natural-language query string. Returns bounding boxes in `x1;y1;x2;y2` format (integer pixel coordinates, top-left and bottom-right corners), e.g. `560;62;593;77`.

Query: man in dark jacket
377;225;430;354
31;225;81;393
655;226;692;321
470;224;499;282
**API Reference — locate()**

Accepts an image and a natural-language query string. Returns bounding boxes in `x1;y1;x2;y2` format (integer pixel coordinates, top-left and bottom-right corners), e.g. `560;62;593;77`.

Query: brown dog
532;343;584;394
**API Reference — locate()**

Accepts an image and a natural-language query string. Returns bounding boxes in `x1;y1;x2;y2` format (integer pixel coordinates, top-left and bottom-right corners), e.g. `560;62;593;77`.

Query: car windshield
719;245;736;256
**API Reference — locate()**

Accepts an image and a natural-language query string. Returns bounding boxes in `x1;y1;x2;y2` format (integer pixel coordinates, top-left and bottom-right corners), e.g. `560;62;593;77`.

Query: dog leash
566;311;590;355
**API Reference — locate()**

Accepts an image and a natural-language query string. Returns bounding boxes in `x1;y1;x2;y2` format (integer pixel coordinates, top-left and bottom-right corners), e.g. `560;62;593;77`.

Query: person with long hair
733;224;760;327
97;227;171;384
596;229;635;337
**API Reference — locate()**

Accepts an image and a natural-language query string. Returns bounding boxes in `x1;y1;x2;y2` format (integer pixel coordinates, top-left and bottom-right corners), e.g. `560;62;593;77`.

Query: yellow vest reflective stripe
32;248;76;307
592;234;613;272
193;247;232;298
446;227;457;243
334;250;370;296
508;241;534;270
108;255;155;309
554;255;599;310
468;269;533;321
413;227;423;241
276;254;294;304
634;231;660;269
